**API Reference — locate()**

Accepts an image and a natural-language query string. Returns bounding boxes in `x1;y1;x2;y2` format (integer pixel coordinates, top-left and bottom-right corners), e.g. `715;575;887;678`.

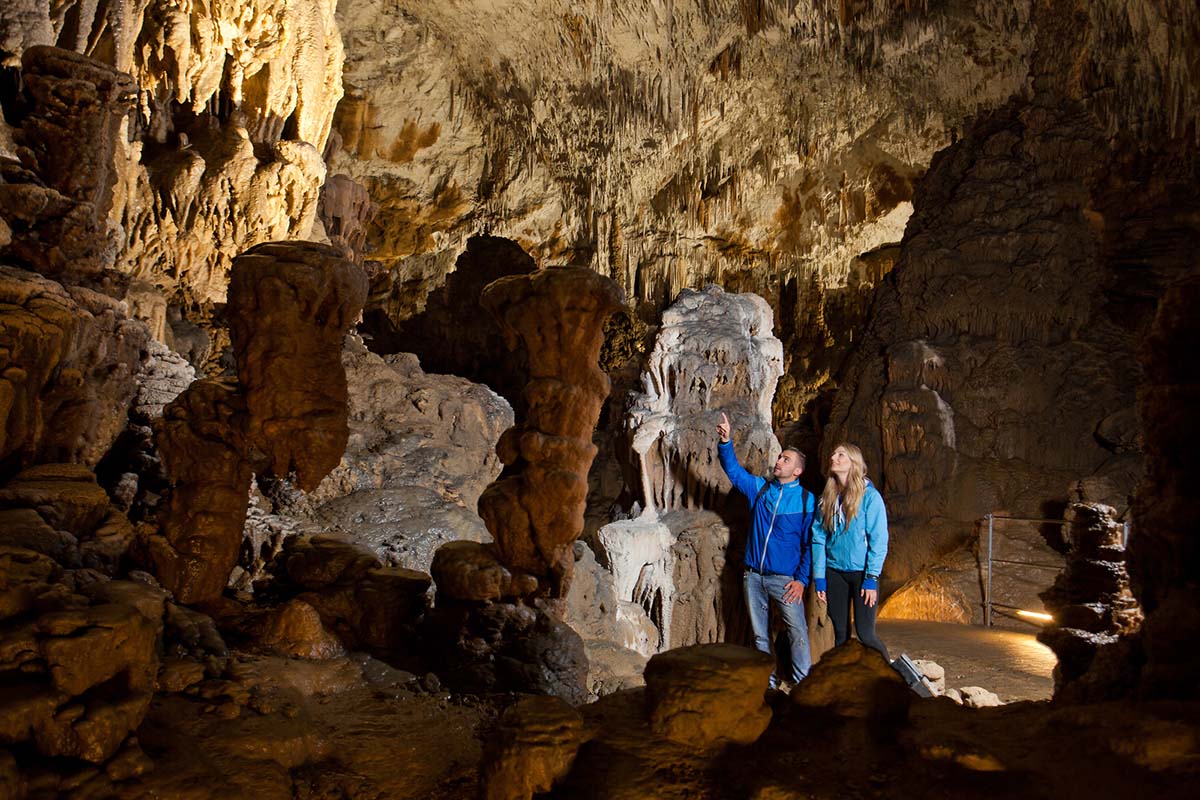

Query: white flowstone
594;517;676;655
627;285;783;517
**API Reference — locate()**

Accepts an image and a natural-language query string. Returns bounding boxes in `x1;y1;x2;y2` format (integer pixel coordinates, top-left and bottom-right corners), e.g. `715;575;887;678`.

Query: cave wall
820;0;1200;587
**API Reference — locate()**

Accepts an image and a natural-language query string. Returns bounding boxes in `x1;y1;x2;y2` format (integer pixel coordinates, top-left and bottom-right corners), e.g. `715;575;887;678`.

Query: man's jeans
743;569;811;687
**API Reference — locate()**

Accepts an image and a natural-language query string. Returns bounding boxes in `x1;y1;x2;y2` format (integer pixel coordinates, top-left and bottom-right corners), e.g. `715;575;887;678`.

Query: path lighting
1016;610;1053;623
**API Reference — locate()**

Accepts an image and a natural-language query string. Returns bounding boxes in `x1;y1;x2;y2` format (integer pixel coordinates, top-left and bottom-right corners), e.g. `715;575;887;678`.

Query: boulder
790;640;911;720
643;643;773;748
479;696;586;800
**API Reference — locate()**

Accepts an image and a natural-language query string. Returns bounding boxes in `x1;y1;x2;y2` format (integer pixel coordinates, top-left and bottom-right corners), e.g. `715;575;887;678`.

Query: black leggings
826;568;890;661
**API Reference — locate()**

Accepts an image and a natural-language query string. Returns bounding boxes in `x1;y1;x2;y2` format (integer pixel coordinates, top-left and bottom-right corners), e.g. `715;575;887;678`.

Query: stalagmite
145;242;366;604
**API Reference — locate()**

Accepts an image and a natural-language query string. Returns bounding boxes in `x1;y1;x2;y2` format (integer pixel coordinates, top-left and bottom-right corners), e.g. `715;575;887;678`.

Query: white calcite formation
594;518;675;655
628;285;782;516
589;285;782;656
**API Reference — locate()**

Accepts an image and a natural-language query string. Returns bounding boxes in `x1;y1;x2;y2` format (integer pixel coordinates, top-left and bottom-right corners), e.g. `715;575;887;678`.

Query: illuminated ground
878;619;1056;702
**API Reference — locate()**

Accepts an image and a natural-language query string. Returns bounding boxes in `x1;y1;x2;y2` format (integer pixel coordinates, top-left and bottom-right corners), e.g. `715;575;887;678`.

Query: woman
812;443;890;660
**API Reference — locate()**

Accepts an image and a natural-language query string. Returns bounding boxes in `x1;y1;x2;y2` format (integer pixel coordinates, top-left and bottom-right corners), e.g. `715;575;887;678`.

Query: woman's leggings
826;568;890;661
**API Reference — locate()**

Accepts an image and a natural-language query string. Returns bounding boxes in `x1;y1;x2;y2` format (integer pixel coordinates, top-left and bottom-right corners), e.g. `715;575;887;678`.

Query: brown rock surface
0;561;163;764
0;464;138;574
273;535;431;659
226;241;368;492
1126;274;1200;699
254;598;348;660
790;640;911;721
476;266;625;597
480;696;586;800
146;378;253;604
644;643;773;748
2;46;135;278
146;242;365;604
0;266;149;471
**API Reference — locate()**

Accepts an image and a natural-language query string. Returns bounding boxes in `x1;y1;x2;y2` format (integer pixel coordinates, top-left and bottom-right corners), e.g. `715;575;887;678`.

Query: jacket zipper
759;485;784;574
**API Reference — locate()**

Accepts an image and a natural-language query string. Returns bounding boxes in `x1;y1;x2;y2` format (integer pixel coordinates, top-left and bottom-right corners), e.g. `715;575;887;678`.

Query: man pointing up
717;412;816;688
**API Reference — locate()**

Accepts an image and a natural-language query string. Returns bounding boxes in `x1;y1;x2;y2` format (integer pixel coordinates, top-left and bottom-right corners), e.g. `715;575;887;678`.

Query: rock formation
145;242;366;604
820;0;1200;591
1038;503;1141;700
584;286;784;664
627;285;783;516
2;47;135;280
1124;275;1200;699
0;266;148;473
473;266;625;598
245;336;510;585
427;265;622;701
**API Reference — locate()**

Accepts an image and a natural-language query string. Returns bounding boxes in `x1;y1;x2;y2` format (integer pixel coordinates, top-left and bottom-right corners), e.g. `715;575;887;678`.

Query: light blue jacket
812;480;888;592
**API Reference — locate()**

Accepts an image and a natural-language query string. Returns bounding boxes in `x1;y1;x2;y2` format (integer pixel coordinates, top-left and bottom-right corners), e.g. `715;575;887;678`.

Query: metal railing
982;513;1131;626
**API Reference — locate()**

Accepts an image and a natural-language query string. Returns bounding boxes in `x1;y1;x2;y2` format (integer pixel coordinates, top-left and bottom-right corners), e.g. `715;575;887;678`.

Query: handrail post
985;513;994;627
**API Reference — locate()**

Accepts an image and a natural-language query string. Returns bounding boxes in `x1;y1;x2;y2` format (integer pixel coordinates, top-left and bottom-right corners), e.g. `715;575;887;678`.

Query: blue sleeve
717;440;764;501
864;487;889;583
793;493;814;586
811;504;827;592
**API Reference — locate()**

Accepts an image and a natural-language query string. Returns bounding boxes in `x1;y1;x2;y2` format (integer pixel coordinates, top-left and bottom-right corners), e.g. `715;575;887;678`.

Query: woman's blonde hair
820;443;867;532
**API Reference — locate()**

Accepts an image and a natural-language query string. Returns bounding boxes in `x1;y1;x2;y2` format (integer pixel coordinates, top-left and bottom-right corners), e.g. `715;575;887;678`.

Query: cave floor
878;619;1056;702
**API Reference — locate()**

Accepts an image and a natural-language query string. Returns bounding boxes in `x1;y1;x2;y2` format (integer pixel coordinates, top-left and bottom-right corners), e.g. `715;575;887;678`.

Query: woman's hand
861;588;878;607
717;412;731;443
816;590;826;605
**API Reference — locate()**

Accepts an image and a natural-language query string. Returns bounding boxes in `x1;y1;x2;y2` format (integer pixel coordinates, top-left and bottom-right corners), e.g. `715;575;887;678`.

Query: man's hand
861;587;878;607
816;590;826;605
782;580;805;604
717;411;731;443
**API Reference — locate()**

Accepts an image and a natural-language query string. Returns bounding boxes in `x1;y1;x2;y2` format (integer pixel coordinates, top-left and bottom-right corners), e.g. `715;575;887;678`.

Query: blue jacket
812;480;888;592
718;440;815;585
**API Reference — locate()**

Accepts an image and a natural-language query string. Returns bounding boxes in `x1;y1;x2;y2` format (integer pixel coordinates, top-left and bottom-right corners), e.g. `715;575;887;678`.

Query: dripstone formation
475;265;626;598
145;242;367;604
430;265;624;701
1038;502;1141;701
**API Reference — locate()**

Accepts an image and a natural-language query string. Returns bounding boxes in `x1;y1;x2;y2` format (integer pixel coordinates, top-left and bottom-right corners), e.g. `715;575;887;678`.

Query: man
717;412;816;688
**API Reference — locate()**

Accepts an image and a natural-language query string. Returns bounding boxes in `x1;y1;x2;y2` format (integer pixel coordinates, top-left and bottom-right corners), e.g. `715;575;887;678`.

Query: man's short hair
781;447;806;470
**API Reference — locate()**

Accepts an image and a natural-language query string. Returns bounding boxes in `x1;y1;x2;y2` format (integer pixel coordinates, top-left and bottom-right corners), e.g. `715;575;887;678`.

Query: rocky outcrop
1124;275;1200;700
144;242;366;604
0;47;136;279
267;535;432;660
644;643;774;748
1038;503;1141;700
791;640;912;721
0;543;165;765
0;266;149;473
0;463;135;574
479;696;586;800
